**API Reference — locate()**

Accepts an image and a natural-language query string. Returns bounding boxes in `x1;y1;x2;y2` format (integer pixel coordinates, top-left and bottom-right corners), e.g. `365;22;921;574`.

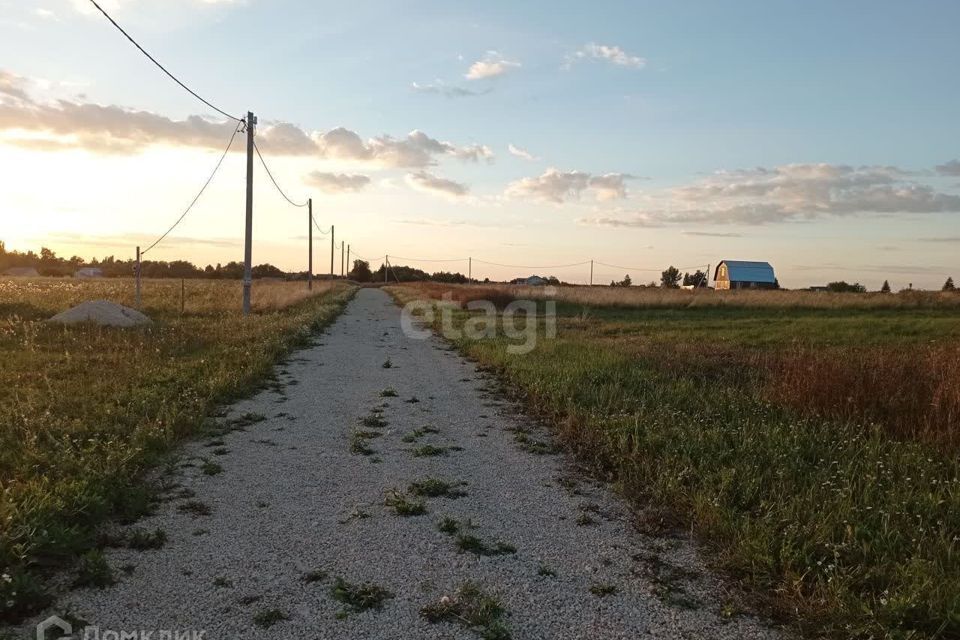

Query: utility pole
589;260;594;286
468;257;472;283
346;244;351;277
242;111;256;316
135;245;141;308
340;241;345;276
384;255;388;283
330;225;335;276
307;198;313;291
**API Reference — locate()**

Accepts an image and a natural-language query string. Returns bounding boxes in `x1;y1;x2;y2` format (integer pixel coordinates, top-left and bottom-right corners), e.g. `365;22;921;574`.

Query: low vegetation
0;277;353;623
329;577;394;616
421;582;511;640
390;282;960;639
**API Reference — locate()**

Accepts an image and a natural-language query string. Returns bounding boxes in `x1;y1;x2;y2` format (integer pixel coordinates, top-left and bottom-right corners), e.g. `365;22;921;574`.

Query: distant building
74;267;104;279
3;267;40;277
510;275;550;286
713;260;777;290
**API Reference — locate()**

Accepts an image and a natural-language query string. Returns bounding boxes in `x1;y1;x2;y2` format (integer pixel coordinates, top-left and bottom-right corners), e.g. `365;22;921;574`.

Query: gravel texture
23;288;785;639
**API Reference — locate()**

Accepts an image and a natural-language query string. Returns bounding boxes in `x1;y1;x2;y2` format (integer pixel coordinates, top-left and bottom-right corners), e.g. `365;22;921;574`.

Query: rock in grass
48;300;152;327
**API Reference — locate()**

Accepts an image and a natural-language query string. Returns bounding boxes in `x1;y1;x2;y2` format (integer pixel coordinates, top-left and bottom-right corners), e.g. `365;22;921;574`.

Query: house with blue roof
713;260;778;290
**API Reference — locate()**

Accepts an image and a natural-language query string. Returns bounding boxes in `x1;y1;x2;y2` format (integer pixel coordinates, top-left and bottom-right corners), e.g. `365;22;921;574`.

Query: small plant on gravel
382;358;393;368
405;396;420;403
412;444;448;457
350;432;376;456
127;528;167;550
409;478;467;499
420;582;511;640
575;512;596;526
251;438;277;446
228;412;267;429
173;487;196;500
200;460;223;476
538;565;557;577
330;577;394;616
73;550;115;589
380;387;399;397
253;609;288;628
178;500;212;516
204;439;226;447
192;528;209;536
303;569;328;584
213;577;233;588
384;489;427;516
120;564;136;575
512;430;557;455
456;534;516;557
589;583;617;597
438;517;460;535
238;595;262;606
360;413;388;429
402;426;440;443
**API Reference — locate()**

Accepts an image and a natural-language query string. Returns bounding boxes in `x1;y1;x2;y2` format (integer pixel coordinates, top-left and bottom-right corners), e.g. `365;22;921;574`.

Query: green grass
392;287;960;639
384;489;427;516
329;577;394;615
408;477;467;499
421;582;511;640
0;278;354;623
126;528;167;551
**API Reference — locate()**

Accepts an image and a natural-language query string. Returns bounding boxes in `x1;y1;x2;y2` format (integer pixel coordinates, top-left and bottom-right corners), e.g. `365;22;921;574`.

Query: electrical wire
253;140;308;207
472;259;591;270
593;261;662;273
388;255;469;263
88;0;241;123
141;123;242;255
311;214;331;235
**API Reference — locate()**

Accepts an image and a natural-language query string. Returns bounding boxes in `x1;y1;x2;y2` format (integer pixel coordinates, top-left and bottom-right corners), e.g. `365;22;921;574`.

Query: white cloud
0;70;492;167
566;43;646;70
506;168;632;203
465;51;521;80
579;163;960;227
405;171;469;198
507;144;537;161
410;81;489;98
304;171;370;193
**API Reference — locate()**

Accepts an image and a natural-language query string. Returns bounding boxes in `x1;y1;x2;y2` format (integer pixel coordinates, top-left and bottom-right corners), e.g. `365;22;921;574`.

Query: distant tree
944;276;956;292
880;280;891;293
610;274;632;287
660;266;681;288
682;270;708;288
349;259;372;282
251;263;285;279
826;281;866;293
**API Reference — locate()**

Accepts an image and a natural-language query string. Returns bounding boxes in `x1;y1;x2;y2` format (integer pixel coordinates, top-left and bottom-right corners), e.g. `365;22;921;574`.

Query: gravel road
27;288;783;639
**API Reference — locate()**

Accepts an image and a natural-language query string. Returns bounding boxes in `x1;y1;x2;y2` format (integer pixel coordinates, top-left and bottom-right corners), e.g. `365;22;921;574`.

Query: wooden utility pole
135;245;142;308
307;198;313;290
468;257;472;283
346;244;350;277
330;225;335;276
340;241;345;276
242;111;256;316
589;260;594;286
384;255;388;283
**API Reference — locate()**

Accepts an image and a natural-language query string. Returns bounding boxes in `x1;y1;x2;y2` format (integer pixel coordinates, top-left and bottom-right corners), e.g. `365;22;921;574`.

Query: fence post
135;246;142;308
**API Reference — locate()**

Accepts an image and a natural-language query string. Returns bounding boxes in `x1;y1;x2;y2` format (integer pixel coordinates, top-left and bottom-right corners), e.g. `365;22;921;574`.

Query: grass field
390;283;960;639
0;277;353;623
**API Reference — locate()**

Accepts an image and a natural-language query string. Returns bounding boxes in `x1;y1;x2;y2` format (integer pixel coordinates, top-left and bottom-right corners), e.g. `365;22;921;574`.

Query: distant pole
384;255;388;283
180;278;185;315
468;257;472;283
135;246;142;308
242;111;257;316
347;244;351;278
330;225;335;276
589;260;594;286
341;241;345;276
307;198;313;290
706;263;711;288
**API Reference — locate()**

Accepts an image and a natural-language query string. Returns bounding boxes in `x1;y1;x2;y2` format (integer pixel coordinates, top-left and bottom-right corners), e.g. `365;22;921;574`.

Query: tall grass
0;278;353;623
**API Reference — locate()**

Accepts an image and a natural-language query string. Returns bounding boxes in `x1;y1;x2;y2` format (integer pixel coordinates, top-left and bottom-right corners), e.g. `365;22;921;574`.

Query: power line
388;255;469;263
88;0;241;123
253;140;308;208
311;214;331;235
141;123;242;255
473;259;591;270
593;260;662;273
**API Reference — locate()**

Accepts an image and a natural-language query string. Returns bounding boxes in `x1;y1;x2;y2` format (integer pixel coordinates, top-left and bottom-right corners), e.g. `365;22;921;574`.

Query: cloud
935;160;960;176
580;163;960;227
0;70;492;167
304;171;370;193
405;170;469;198
566;43;646;70
681;231;744;237
918;236;960;243
410;81;490;98
506;168;633;203
507;144;537;161
465;52;521;80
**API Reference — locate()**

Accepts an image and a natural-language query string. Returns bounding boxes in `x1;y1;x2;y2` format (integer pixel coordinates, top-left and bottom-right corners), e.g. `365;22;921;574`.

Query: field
0;277;353;623
389;283;960;639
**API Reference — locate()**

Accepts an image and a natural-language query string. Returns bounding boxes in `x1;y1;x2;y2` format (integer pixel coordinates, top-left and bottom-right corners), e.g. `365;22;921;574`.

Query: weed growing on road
384;489;427;516
350;432;377;456
303;569;328;584
401;426;440;443
412;444;448;457
360;413;388;429
200;460;223;476
213;577;233;588
330;577;394;616
126;528;167;550
380;387;398;397
438;517;460;535
512;430;557;455
421;582;511;640
177;500;212;517
72;550;114;589
382;358;393;368
253;609;288;628
409;478;467;499
438;518;515;556
590;584;617;597
538;565;557;577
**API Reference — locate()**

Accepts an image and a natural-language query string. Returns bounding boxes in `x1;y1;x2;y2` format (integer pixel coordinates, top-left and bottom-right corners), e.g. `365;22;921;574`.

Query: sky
1;0;959;289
